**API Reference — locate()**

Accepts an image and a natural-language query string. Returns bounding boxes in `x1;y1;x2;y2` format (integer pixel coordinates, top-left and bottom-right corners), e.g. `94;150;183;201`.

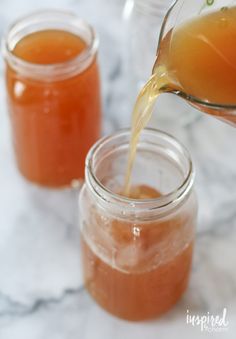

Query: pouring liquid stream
123;67;170;196
124;6;236;195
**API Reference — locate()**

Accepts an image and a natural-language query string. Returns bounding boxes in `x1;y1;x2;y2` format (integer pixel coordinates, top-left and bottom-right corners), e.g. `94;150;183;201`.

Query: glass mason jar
2;10;102;187
79;128;198;321
123;0;171;93
123;0;197;129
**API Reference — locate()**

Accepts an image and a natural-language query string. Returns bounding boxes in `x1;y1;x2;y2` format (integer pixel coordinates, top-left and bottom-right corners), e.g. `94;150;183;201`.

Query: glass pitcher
153;0;236;127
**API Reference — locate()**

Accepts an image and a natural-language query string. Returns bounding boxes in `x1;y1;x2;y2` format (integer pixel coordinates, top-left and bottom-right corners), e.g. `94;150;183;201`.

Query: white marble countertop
0;1;236;338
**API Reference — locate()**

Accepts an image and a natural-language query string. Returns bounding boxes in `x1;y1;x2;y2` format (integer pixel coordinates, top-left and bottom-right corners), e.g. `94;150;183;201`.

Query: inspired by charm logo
186;308;229;332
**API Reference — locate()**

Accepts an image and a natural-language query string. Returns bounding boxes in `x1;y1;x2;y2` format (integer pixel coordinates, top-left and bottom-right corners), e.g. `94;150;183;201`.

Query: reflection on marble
0;0;236;338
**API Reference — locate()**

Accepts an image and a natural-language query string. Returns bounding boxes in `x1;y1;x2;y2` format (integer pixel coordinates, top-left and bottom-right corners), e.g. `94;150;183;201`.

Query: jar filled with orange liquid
3;10;101;187
79;129;198;321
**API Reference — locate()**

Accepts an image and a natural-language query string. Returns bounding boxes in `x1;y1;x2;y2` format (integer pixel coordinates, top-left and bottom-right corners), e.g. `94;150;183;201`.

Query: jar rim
85;128;195;214
123;0;169;19
2;9;99;81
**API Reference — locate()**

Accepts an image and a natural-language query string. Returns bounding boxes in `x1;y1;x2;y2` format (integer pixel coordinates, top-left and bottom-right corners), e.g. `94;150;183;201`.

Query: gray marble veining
0;0;236;338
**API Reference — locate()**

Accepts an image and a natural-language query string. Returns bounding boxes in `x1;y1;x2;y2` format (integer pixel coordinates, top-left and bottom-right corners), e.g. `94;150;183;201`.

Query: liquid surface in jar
13;30;87;64
82;184;194;320
7;29;101;187
124;6;236;193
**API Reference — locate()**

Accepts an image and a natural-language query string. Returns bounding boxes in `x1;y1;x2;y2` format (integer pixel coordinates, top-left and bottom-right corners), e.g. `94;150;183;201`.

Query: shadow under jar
79;128;198;321
3;10;101;187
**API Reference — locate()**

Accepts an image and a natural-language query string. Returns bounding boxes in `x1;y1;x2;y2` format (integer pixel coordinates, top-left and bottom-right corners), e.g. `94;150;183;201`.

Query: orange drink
79;129;197;320
3;11;101;187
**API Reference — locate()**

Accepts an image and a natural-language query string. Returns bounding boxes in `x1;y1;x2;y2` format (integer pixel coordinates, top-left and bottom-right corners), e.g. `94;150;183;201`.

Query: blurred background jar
123;0;197;131
2;10;102;188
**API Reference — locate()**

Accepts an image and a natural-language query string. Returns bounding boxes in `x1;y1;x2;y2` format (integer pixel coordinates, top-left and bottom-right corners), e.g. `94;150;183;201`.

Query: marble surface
0;0;236;338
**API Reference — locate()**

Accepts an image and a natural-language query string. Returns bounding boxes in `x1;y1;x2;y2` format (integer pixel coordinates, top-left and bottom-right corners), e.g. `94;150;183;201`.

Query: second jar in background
3;10;102;187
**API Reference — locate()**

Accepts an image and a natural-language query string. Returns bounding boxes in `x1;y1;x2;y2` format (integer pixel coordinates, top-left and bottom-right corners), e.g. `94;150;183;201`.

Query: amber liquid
124;68;169;195
161;6;236;109
124;6;236;193
7;30;101;187
84;6;236;320
82;185;194;321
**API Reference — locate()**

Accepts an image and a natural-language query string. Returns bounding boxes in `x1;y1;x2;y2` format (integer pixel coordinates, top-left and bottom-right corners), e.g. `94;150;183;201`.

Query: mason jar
79;128;198;321
123;0;198;129
123;0;171;93
2;10;101;187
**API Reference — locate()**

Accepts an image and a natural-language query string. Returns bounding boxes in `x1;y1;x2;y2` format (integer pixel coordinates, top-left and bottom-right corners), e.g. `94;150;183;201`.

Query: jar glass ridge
2;9;99;81
84;128;195;218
